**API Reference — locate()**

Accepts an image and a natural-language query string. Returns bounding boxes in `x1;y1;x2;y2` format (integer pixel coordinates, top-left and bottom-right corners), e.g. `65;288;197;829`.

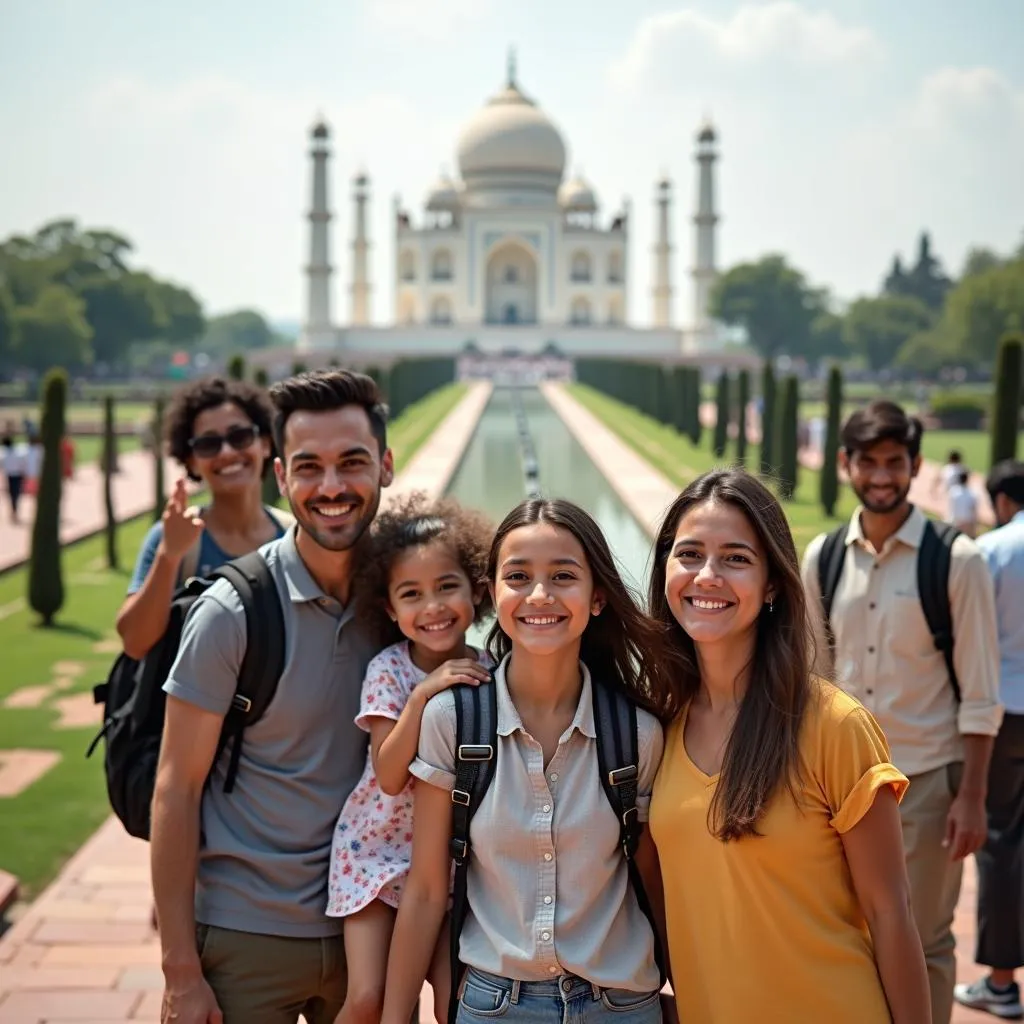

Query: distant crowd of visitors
99;368;1024;1024
0;421;76;524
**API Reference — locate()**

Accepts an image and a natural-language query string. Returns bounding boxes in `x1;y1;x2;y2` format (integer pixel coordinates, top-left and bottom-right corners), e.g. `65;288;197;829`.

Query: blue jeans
456;967;663;1024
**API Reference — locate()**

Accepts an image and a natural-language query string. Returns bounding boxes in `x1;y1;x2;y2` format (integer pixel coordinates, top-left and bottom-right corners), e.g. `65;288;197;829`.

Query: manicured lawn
0;383;468;897
568;385;857;555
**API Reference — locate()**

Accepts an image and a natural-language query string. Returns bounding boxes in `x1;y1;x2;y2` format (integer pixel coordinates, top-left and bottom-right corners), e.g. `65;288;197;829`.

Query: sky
1;0;1022;330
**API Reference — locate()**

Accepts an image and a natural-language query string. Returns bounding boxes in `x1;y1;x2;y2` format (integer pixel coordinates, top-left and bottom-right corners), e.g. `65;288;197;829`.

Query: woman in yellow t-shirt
643;468;930;1023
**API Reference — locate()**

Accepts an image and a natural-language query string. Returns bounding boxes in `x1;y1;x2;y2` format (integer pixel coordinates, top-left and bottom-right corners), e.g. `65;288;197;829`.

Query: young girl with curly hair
328;493;496;1024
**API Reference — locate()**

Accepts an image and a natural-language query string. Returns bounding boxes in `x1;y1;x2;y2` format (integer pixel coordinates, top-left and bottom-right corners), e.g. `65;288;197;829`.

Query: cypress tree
712;372;730;458
820;365;843;516
226;354;246;381
291;360;307;376
777;375;800;500
688;368;703;446
152;397;166;522
102;395;118;569
28;368;68;626
735;369;750;466
253;367;269;388
760;362;776;476
990;332;1023;466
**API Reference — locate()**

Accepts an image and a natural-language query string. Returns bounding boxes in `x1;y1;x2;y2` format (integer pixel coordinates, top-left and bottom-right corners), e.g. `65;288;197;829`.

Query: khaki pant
196;923;347;1024
902;763;964;1024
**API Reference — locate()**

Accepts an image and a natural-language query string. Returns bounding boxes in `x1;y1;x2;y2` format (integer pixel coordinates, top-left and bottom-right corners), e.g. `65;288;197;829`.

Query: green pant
196;923;347;1024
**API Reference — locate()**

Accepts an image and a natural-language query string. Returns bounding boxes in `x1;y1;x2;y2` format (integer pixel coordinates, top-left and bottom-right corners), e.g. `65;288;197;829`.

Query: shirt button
868;646;875;653
869;602;876;610
542;804;551;813
550;773;559;782
541;931;551;941
866;688;874;695
544;895;553;904
544;853;553;862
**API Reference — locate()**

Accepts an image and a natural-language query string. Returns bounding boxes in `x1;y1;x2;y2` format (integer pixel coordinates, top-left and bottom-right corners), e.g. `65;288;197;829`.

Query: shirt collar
846;503;928;552
277;525;331;604
1013;510;1024;527
494;654;597;740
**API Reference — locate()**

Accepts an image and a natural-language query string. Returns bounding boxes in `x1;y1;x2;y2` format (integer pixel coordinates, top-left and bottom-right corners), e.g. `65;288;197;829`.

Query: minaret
692;120;719;333
302;119;333;350
652;176;673;328
350;171;371;326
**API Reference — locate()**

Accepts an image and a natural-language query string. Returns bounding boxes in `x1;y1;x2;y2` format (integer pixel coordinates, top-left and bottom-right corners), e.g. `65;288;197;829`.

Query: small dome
425;173;460;212
311;120;329;140
697;119;716;143
559;174;598;212
456;69;567;190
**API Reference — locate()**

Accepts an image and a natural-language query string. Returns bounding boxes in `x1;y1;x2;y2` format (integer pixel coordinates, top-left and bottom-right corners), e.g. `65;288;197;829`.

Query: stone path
0;451;185;574
545;382;997;1023
0;383;492;1023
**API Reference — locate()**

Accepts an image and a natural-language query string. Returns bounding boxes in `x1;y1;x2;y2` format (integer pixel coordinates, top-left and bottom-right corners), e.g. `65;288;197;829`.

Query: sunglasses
188;424;260;459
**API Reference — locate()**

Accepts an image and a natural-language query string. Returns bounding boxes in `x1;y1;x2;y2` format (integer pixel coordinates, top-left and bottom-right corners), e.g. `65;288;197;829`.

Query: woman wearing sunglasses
117;375;293;661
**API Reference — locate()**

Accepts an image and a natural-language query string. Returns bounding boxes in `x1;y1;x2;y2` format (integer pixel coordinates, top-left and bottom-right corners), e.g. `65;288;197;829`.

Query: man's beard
852;481;911;515
291;490;381;552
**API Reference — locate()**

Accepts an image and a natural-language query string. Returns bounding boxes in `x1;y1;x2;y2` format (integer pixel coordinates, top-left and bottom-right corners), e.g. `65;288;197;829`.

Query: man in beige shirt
802;399;1001;1024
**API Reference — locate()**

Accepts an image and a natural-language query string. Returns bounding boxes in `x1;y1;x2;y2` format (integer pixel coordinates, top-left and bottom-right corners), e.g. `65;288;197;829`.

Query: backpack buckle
231;694;253;713
608;765;638;787
452;788;471;807
457;744;493;762
450;837;468;863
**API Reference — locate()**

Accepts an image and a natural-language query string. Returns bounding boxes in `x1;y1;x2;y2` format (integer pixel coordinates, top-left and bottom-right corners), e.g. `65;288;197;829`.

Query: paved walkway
0;383;492;1023
0;451;185;574
545;382;995;1024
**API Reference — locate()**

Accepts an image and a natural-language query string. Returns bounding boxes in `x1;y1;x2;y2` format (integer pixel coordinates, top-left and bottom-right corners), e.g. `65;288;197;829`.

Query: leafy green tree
12;284;93;372
200;310;277;356
776;375;799;500
713;372;730;458
961;248;1004;279
0;284;14;369
735;369;750;466
28;369;68;625
77;272;162;365
990;332;1023;466
894;326;961;375
885;232;951;312
151;281;205;343
943;258;1024;364
842;295;933;371
710;255;821;360
820;366;843;516
760;363;776;476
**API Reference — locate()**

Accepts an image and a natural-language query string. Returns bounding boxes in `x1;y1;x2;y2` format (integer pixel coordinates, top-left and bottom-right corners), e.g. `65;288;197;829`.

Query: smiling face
840;438;920;515
663;499;772;652
491;522;603;658
187;401;270;496
275;404;394;552
387;539;479;658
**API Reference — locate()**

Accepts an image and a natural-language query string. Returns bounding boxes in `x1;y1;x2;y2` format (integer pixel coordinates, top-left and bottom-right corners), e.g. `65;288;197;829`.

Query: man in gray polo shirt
151;371;393;1024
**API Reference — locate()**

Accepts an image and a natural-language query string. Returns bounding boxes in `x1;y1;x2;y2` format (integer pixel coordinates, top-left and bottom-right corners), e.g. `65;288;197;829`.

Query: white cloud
610;2;883;92
362;0;491;43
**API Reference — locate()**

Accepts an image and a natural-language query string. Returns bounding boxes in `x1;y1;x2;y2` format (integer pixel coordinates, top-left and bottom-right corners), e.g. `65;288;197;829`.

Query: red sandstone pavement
0;451;187;574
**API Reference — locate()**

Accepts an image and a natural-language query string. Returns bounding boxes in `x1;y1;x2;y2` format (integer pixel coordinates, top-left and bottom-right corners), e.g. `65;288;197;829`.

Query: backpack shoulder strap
592;678;667;988
210;550;287;792
917;518;961;703
448;679;497;1024
817;524;849;636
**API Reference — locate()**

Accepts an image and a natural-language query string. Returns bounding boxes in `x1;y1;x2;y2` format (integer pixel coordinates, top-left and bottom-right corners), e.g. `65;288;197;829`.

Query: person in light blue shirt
956;460;1024;1018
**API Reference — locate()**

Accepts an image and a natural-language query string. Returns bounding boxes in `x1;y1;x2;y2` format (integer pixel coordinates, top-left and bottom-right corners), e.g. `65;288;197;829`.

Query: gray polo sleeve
636;710;665;822
163;579;247;717
410;689;458;792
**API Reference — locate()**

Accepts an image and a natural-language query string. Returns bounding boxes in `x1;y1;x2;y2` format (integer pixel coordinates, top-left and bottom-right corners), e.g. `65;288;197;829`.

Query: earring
768;599;774;614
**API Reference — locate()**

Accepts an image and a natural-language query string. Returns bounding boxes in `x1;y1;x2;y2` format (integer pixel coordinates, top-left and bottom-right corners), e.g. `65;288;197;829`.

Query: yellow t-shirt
650;680;908;1024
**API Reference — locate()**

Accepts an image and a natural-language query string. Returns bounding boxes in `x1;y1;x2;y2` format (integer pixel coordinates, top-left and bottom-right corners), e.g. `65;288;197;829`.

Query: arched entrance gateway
485;241;538;325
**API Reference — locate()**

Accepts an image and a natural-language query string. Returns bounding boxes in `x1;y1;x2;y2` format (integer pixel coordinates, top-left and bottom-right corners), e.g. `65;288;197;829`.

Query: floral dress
326;640;493;917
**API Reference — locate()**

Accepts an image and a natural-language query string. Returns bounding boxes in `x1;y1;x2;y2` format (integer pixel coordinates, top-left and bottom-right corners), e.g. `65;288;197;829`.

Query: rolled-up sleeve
410;689;458;792
163;581;246;716
950;537;1003;737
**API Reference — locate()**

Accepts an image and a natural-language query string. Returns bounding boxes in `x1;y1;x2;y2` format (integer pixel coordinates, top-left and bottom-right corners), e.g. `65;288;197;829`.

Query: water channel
445;388;655;598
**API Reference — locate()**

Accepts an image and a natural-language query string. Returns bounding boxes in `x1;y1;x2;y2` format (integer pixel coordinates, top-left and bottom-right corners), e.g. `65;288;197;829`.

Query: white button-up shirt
411;655;664;990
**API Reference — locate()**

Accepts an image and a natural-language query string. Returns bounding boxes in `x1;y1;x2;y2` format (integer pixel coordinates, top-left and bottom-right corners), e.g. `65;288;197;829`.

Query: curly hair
164;376;276;482
357;492;495;643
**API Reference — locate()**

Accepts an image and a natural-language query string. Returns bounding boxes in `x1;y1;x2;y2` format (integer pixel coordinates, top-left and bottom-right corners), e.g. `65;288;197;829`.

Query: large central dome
456;57;567;194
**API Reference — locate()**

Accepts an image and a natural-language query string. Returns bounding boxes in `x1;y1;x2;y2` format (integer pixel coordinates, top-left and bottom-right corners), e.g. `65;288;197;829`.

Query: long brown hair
486;499;669;718
648;469;811;840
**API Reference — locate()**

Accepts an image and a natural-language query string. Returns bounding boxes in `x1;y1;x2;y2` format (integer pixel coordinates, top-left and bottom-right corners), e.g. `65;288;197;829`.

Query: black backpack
817;517;961;701
446;676;666;1024
86;550;286;840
